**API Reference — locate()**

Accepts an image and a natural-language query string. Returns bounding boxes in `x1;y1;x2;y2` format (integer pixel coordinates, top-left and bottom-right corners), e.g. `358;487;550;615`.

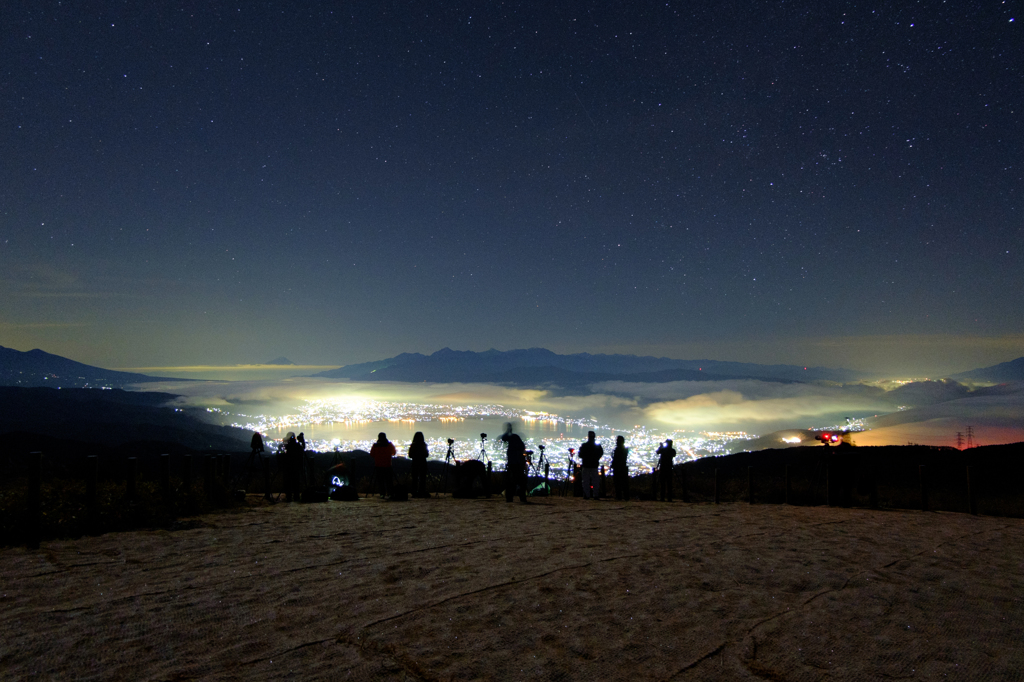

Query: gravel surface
3;496;1022;680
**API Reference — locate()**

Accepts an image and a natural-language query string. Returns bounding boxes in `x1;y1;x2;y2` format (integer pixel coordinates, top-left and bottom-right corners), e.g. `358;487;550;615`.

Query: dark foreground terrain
3;496;1022;680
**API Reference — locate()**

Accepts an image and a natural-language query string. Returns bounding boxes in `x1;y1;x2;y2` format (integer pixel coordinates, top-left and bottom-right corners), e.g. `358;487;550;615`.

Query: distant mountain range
950;357;1024;383
4;344;1022;392
311;347;864;385
0;346;182;389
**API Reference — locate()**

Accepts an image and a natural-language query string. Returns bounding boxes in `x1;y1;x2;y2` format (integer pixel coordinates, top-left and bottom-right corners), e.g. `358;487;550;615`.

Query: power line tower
955;432;964;449
966;425;975;449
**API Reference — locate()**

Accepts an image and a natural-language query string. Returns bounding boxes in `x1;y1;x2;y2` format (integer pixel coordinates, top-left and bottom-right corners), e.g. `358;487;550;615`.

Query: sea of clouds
136;375;1024;449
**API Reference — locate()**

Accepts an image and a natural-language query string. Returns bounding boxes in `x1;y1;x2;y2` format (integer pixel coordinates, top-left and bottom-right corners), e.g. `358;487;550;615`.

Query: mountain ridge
0;346;185;388
950;357;1024;383
311;347;864;385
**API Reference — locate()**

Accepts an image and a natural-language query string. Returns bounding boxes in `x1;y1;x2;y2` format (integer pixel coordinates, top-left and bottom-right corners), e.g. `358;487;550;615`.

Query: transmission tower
966;425;975;449
955;432;964;449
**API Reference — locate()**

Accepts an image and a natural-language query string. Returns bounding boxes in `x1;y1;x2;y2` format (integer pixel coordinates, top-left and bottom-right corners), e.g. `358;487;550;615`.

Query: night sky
2;1;1021;374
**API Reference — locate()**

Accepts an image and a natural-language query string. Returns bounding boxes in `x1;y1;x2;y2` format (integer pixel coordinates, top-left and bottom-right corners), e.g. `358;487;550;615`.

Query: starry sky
2;1;1021;374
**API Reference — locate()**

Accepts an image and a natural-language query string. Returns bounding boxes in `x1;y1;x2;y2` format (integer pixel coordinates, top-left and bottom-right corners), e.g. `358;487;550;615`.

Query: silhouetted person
370;432;396;498
283;432;303;502
251;431;265;456
500;422;530;503
612;435;630;500
454;459;489;498
408;431;429;498
656;440;676;501
297;432;307;451
578;431;604;500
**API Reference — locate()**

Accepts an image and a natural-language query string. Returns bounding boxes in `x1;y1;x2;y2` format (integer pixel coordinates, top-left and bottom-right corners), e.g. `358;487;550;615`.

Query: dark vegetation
0;387;250;451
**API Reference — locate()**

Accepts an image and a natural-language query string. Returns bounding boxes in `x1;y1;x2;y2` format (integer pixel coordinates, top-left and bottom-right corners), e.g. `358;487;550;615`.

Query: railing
5;450;1010;549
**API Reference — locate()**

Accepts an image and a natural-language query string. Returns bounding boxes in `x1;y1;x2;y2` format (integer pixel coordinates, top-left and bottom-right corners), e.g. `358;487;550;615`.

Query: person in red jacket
370;432;396;499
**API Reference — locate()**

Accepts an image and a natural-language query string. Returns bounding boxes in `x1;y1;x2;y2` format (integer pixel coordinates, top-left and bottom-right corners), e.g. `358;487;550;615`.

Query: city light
211;399;759;477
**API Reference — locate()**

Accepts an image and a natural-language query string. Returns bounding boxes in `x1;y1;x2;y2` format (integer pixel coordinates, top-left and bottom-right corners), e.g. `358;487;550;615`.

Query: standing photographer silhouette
656;439;676;501
612;435;630;500
578;431;604;500
370;432;396;499
500;423;530;504
408;431;429;498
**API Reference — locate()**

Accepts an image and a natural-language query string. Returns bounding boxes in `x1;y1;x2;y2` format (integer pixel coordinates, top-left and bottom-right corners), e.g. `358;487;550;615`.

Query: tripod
530;443;546;475
561;449;576;496
535;444;551;495
439;438;456;498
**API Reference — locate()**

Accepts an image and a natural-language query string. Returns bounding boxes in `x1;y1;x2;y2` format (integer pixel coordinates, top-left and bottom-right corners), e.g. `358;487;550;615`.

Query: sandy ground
2;496;1023;681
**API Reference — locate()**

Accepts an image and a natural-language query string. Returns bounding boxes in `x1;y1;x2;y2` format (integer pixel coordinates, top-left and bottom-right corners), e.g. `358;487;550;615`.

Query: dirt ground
2;495;1023;681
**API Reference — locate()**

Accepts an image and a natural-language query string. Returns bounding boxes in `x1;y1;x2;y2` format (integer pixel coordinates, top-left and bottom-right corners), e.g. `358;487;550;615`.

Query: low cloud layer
136;376;1024;447
589;379;890;432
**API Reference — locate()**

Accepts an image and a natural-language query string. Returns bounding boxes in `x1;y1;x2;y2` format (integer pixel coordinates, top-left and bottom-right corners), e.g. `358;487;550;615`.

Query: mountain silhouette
950;357;1024;383
312;347;860;385
0;346;183;388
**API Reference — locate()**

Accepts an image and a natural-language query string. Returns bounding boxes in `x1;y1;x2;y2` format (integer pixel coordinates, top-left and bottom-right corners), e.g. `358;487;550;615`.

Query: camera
447;438;455;445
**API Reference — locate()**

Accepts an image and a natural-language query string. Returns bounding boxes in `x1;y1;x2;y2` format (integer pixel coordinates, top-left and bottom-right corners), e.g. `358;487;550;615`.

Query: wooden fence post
205;455;215;500
714;468;720;505
215;454;224;499
126;457;137;503
86;455;98;530
919;465;928;512
966;465;975;515
869;466;878;509
160;454;170;498
27;452;42;549
262;457;272;501
223;454;232;490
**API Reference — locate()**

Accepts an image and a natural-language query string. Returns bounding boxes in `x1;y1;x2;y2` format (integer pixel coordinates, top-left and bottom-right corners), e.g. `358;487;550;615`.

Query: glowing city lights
213;398;758;477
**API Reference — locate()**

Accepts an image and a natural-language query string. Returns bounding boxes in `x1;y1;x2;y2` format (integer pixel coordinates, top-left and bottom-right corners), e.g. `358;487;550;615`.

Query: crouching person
371;432;396;498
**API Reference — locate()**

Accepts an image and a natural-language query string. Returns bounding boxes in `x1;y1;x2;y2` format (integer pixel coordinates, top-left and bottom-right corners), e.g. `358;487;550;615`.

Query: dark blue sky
2;1;1021;373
